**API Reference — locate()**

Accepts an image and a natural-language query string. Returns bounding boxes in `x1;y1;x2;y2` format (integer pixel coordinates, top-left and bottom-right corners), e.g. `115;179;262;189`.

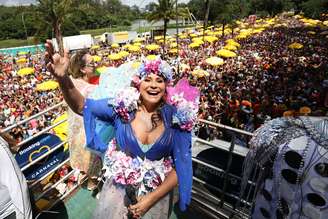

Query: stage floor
37;187;208;219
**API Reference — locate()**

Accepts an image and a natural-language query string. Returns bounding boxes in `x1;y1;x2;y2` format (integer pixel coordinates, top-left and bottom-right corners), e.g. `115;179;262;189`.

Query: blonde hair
68;49;89;78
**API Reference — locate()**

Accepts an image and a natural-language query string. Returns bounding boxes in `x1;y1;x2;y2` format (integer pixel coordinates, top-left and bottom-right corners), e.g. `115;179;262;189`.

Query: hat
299;106;311;115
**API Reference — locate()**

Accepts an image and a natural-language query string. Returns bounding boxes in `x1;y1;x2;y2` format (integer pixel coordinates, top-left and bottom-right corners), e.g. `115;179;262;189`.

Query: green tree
301;0;328;18
146;0;187;44
35;0;75;55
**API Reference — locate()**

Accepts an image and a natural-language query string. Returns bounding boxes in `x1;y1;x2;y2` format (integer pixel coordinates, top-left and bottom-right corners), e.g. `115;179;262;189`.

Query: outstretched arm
45;40;85;114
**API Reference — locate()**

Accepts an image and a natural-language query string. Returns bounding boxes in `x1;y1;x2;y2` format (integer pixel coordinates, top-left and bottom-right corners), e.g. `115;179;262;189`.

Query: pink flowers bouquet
103;139;173;195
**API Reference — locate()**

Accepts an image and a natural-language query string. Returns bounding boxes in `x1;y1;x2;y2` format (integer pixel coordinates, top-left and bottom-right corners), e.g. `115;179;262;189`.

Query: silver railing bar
192;157;241;180
29;158;70;188
192;157;255;186
193;176;252;206
198;119;254;137
192;195;229;219
17;119;67;147
192;187;249;218
1;101;65;133
193;137;249;157
34;169;75;201
21;141;67;171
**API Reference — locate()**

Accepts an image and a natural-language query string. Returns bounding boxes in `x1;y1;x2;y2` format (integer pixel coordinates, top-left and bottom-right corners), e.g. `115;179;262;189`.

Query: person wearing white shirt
0;133;33;219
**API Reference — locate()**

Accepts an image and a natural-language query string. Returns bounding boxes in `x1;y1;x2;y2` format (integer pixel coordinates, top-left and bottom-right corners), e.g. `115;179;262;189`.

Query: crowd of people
1;14;327;144
0;53;65;142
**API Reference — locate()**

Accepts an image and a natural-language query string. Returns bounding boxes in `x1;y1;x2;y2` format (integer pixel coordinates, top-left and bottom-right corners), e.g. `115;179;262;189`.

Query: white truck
52;34;94;52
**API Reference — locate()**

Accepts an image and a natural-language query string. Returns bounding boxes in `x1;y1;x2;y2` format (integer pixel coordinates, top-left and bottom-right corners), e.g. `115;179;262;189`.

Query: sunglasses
85;62;96;67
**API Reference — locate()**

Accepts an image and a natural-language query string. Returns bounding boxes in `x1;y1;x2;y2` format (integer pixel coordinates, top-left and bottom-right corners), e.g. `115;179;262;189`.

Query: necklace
138;110;153;132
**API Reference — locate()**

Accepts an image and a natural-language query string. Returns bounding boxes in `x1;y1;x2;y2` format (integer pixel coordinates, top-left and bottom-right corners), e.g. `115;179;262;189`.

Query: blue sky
0;0;190;8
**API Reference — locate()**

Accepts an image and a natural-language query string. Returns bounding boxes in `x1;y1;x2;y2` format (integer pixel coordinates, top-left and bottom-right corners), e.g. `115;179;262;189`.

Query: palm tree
36;0;74;55
146;0;187;44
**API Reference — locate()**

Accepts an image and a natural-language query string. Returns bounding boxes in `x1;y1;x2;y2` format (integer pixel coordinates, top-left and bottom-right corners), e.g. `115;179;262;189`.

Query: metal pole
219;133;236;208
176;0;180;75
21;12;29;45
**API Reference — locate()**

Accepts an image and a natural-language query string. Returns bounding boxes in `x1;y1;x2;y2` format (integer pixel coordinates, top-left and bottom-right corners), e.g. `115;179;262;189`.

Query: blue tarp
0;44;45;56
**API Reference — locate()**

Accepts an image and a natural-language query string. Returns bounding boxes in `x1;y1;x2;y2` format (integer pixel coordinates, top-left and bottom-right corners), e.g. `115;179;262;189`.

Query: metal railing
2;102;256;218
191;119;255;218
0;101;80;215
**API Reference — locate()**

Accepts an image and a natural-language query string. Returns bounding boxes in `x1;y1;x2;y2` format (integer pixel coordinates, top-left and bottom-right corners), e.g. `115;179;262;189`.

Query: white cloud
0;0;36;6
0;0;190;7
121;0;190;8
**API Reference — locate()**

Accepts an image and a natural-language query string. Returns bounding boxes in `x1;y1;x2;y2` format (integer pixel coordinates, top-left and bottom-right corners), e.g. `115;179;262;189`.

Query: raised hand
45;39;70;79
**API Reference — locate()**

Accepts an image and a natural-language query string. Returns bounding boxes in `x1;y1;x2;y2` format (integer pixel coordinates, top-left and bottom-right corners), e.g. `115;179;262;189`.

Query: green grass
0;38;36;49
0;24;196;49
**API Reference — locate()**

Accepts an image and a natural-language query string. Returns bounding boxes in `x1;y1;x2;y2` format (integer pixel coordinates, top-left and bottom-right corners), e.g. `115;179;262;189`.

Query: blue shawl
83;98;192;211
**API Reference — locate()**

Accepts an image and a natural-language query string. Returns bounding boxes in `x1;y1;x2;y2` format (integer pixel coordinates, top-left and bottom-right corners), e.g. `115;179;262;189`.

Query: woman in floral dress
45;41;199;218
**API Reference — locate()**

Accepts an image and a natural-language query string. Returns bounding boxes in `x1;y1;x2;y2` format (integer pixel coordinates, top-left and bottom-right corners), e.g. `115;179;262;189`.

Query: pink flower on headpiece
132;75;141;87
145;60;161;74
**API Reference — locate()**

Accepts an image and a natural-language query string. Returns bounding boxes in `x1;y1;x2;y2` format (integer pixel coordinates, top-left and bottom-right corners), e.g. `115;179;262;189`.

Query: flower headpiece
137;57;173;82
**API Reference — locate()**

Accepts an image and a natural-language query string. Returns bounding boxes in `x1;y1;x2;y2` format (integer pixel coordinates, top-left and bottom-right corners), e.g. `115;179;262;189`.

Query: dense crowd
1;15;327;145
0;53;65;142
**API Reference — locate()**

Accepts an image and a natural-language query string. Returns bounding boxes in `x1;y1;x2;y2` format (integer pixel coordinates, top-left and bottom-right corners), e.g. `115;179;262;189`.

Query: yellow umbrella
133;42;142;47
91;45;100;50
169;48;178;54
17;58;27;63
134;37;145;42
118;51;130;57
108;53;122;60
192;69;209;78
128;45;141;52
204;36;218;43
51;112;68;149
123;44;131;49
145;44;160;51
168;38;176;42
192;37;203;42
224;44;238;51
236;34;248;39
216;49;237;58
307;31;316;35
17;67;34;76
36;80;59;91
170;43;178;48
95;66;108;75
189;43;201;48
146;55;157;60
225;39;241;48
92;55;102;62
18;51;28;55
288;42;303;49
154;36;164;40
205;57;224;66
111;43;120;48
324;20;328;26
